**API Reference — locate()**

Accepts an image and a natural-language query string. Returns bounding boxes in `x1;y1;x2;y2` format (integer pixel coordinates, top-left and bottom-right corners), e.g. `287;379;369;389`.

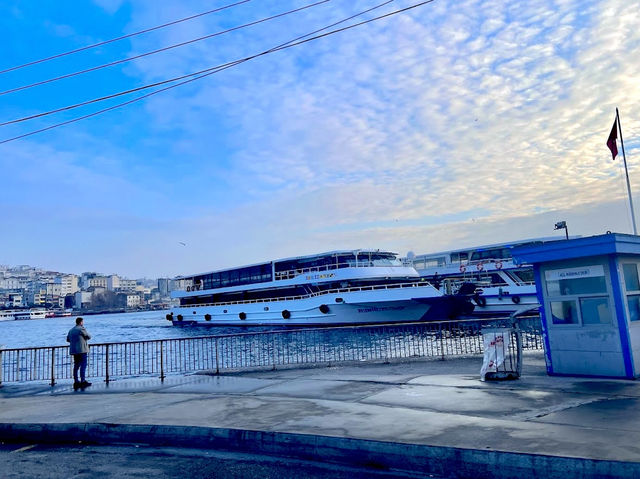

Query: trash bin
480;327;522;381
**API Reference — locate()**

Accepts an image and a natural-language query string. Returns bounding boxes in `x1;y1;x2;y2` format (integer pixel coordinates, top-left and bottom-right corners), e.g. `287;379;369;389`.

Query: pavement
2;352;640;478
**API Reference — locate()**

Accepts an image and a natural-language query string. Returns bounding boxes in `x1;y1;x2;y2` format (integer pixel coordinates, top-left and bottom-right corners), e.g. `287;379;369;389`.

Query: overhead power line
1;0;393;127
0;0;253;75
0;0;331;97
0;0;434;145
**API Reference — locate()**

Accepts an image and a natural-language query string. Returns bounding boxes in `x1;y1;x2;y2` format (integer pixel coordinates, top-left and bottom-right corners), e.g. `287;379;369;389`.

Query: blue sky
1;0;639;278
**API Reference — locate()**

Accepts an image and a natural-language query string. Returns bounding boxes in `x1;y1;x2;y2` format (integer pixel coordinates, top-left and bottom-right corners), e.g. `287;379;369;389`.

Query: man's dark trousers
73;353;88;383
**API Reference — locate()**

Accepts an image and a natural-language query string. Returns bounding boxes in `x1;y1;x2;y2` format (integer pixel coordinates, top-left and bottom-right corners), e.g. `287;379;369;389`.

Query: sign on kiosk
545;265;604;281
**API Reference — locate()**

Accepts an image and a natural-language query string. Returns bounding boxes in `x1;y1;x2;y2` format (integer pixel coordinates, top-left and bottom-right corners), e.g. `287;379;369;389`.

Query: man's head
75;317;84;326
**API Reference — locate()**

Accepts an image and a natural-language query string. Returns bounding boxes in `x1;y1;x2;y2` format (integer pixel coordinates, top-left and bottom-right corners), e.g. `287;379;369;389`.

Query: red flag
607;118;618;160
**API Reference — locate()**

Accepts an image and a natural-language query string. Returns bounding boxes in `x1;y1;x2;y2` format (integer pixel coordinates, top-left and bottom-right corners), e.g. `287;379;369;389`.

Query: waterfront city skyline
1;0;639;278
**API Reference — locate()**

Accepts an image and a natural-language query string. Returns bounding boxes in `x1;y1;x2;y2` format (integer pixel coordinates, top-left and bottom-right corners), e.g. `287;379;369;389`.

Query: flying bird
178;242;186;246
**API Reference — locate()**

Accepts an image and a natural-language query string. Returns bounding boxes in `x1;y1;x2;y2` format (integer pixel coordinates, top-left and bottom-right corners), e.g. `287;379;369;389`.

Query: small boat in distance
0;308;47;321
407;238;563;317
168;249;474;326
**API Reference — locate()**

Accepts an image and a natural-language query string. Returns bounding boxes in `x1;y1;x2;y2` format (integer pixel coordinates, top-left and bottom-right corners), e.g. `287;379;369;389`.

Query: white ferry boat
168;249;474;326
0;308;47;321
408;238;562;317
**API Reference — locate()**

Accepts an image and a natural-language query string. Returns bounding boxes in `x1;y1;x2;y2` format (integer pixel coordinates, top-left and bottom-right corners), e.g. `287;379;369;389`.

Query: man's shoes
73;381;81;390
80;381;92;388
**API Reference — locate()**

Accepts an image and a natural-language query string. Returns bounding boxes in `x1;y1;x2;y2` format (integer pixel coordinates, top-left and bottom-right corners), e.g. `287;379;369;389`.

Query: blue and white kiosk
513;233;640;379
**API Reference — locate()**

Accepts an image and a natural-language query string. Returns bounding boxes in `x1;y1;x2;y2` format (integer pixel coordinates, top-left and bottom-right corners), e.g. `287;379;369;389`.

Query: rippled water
0;311;285;349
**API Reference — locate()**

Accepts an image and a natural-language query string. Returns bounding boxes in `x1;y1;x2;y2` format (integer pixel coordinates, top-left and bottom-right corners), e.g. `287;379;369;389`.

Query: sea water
0;311;284;349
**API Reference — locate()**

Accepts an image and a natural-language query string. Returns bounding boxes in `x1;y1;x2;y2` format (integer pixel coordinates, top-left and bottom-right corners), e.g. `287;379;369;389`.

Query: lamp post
554;221;569;240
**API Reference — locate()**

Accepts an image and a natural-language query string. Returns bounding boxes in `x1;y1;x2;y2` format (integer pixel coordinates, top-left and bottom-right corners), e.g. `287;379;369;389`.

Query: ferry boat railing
276;260;406;281
0;317;543;387
175;281;435;309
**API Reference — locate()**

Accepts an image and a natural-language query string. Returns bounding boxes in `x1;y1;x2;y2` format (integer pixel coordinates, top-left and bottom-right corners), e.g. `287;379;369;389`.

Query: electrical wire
1;0;394;127
0;0;434;145
0;0;253;75
0;0;330;97
0;0;394;128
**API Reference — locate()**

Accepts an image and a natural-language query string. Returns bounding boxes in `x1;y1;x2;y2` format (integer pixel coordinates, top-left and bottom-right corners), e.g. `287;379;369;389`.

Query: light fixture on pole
554;221;569;240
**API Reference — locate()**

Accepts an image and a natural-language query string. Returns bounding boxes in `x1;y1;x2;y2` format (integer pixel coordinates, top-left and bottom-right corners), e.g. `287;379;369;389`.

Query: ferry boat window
419;257;446;268
470;248;512;261
338;254;357;267
370;255;401;267
197;263;273;290
488;273;508;286
276;254;349;273
450;252;468;263
512;270;535;284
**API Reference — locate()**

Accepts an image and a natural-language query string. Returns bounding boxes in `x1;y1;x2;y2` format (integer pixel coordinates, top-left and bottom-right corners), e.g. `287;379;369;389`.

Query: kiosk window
580;297;612;324
628;295;640;322
551;300;578;325
623;264;640;291
547;276;606;296
546;265;609;327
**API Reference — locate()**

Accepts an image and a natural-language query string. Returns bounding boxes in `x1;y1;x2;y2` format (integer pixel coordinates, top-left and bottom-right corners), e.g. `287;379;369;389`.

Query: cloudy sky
1;0;639;278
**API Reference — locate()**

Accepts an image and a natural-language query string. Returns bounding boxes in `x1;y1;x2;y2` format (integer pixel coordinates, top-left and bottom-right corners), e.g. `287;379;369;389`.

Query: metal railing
0;317;543;386
273;260;406;280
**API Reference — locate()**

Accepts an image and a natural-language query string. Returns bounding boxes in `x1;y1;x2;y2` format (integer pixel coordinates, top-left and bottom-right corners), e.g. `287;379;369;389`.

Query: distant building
0;277;23;290
80;272;99;289
74;291;92;309
7;293;23;308
158;278;170;297
121;279;138;292
60;275;79;295
87;276;108;289
126;294;140;308
107;275;120;291
117;293;140;309
46;282;62;297
27;289;46;307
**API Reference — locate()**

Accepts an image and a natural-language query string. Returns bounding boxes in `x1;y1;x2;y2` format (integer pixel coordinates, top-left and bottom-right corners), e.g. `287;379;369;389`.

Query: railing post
272;335;277;371
514;321;523;377
159;340;165;382
0;347;3;387
439;323;446;361
215;338;220;375
50;347;56;386
105;344;110;384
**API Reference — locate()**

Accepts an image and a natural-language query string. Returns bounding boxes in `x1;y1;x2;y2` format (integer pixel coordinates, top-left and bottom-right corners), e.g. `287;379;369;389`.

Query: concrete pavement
2;352;640;478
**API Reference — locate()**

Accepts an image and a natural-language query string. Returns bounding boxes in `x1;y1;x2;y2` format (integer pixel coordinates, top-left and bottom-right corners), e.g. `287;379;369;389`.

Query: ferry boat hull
169;284;472;326
465;284;538;316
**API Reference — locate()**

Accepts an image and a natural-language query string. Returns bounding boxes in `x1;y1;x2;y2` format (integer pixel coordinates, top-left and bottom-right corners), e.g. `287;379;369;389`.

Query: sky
1;0;639;279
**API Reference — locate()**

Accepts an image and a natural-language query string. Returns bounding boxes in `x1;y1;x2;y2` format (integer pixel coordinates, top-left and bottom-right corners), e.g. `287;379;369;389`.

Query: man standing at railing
66;317;91;390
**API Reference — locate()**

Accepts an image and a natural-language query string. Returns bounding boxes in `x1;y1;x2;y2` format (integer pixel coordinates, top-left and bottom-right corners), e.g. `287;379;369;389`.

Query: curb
1;423;639;478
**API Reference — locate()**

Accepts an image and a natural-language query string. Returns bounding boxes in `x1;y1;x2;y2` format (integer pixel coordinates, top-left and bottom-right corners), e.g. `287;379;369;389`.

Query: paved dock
2;352;640;478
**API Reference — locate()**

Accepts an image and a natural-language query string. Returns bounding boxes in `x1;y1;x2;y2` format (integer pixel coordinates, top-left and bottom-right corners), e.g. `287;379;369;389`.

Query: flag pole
617;107;638;235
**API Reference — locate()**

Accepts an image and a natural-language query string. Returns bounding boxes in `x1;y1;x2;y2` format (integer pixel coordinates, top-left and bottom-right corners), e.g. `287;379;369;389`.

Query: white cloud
3;0;640;276
92;0;125;15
